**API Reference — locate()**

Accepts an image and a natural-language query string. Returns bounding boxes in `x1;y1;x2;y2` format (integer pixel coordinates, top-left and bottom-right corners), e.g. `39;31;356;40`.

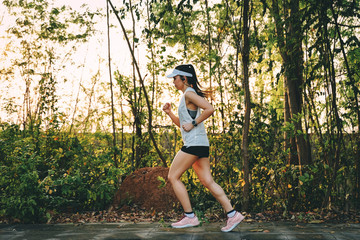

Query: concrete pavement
1;221;360;239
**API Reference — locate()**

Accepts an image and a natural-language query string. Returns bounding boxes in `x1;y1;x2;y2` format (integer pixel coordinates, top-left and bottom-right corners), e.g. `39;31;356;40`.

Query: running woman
162;64;245;232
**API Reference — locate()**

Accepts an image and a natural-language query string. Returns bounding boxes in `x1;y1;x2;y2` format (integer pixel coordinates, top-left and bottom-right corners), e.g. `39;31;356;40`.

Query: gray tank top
178;87;209;147
187;109;197;119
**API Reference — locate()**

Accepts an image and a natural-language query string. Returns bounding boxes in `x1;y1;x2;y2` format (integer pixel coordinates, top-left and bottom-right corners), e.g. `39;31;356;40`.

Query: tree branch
107;0;167;167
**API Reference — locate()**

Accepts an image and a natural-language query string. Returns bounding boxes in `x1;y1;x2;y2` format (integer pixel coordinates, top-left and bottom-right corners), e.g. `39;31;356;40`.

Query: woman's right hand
162;102;171;114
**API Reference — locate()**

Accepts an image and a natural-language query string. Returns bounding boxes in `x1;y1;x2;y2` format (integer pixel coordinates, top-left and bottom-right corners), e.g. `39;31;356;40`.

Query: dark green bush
0;123;122;222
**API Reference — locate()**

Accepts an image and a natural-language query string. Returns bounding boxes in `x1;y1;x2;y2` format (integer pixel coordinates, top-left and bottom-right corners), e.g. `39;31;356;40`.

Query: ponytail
175;64;213;99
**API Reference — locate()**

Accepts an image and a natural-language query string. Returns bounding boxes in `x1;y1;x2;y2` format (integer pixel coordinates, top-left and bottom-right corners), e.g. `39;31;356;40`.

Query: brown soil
113;167;179;212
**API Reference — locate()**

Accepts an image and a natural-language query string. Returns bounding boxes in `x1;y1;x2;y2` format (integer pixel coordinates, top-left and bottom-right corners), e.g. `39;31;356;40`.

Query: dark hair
175;64;207;98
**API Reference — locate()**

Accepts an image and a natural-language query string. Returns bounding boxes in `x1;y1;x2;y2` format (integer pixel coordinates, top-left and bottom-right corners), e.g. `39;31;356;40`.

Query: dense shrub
0;113;358;223
0;123;122;223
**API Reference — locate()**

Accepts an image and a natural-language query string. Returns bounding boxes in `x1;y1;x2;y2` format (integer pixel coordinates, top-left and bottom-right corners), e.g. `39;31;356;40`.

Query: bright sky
0;0;153;126
0;0;248;131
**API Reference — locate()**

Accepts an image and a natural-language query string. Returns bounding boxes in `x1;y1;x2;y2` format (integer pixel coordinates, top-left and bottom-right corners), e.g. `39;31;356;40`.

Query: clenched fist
163;102;171;114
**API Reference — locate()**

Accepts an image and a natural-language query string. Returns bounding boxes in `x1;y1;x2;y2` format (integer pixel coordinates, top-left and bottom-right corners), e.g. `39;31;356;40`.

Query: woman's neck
181;85;189;93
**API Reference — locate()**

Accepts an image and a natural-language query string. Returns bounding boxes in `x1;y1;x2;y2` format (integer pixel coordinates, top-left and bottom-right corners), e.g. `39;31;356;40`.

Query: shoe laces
177;215;187;222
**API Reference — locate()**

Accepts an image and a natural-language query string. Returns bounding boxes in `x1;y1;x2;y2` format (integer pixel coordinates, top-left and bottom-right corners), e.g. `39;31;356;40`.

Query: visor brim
166;69;193;78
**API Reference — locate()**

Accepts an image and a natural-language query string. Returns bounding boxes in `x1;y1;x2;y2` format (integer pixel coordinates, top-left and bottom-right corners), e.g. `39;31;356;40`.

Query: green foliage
0;122;123;223
157;176;166;189
1;0;359;223
0;134;46;223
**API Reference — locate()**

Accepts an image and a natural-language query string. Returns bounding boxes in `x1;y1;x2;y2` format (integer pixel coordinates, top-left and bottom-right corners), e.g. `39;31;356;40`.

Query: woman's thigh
192;157;213;185
169;150;199;180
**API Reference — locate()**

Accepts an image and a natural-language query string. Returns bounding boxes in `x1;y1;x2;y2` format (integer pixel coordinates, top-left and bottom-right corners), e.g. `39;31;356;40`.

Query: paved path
1;222;359;239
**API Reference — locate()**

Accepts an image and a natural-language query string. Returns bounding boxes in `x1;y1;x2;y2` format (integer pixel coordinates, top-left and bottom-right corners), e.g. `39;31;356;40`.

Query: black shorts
181;146;209;158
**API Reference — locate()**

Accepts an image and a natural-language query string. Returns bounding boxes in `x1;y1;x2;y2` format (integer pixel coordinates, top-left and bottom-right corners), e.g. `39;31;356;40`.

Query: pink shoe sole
171;216;200;228
221;212;245;232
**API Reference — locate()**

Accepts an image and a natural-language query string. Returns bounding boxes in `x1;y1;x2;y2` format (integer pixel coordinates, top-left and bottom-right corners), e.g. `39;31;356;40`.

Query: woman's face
173;75;185;90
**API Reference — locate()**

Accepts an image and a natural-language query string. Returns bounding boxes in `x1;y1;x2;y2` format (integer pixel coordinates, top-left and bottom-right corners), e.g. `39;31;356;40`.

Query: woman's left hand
182;122;194;132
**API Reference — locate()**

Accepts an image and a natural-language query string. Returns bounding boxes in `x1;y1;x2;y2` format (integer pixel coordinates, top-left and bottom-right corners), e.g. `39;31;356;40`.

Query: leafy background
0;0;359;223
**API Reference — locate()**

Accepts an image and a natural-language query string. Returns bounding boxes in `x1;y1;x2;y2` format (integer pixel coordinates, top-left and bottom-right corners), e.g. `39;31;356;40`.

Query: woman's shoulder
185;89;203;104
184;88;198;97
184;87;196;94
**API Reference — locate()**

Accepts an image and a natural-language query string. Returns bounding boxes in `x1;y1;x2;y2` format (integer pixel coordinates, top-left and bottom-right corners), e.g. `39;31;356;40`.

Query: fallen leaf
245;218;255;222
309;220;324;224
250;228;264;232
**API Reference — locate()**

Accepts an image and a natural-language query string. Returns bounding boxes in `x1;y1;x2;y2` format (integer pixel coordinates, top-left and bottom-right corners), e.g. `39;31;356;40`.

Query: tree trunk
146;0;157;114
284;78;298;165
321;3;345;209
217;66;226;133
287;0;311;166
107;0;118;168
128;0;143;168
204;0;215;134
241;0;251;212
271;0;311;166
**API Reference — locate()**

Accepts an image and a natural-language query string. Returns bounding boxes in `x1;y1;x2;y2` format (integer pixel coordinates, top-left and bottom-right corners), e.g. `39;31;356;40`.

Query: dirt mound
113;167;179;212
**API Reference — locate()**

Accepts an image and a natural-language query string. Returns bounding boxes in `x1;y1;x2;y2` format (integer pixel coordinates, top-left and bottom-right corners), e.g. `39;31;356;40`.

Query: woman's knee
201;177;214;188
167;172;178;184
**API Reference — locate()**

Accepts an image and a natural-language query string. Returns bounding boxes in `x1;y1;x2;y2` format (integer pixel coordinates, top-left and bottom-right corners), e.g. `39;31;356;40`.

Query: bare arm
162;103;180;128
182;91;214;132
187;92;214;124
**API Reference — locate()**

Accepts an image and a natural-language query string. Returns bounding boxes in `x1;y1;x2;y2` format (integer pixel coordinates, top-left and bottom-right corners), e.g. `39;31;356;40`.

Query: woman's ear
181;76;189;86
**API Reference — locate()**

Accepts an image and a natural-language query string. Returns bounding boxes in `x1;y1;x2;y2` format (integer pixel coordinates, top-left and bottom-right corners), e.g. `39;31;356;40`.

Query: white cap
166;69;193;78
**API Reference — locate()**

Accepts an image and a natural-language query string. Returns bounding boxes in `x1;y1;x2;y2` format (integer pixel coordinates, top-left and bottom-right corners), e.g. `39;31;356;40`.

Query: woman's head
167;64;205;97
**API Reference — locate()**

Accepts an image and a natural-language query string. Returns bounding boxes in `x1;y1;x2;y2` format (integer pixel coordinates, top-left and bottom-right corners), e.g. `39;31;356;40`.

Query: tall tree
269;0;311;166
106;0;118;168
127;0;144;168
204;0;215;133
241;0;251;211
330;2;360;207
